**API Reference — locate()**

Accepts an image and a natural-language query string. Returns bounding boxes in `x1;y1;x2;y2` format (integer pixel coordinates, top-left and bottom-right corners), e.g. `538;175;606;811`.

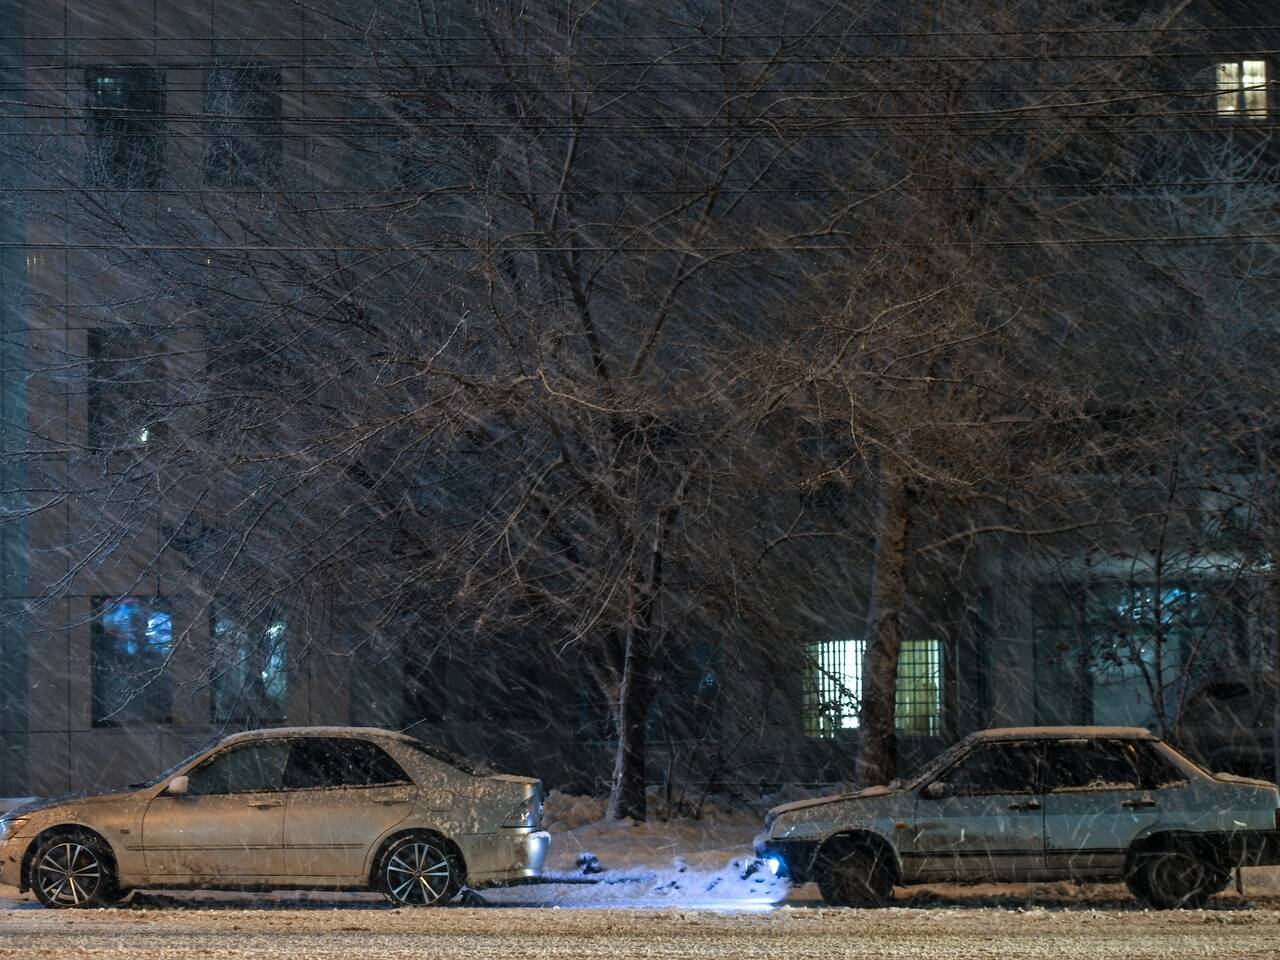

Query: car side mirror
165;775;189;796
924;780;950;800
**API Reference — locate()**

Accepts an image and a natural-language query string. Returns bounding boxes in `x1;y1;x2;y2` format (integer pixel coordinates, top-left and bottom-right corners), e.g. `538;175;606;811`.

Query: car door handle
1121;798;1156;809
247;799;283;809
1007;800;1042;811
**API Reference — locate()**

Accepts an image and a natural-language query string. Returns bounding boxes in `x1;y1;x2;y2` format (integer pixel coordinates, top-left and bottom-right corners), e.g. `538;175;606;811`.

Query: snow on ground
3;900;1280;959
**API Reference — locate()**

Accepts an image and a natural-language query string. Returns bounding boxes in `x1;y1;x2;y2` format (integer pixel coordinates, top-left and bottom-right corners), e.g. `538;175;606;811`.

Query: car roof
220;725;414;745
970;726;1157;742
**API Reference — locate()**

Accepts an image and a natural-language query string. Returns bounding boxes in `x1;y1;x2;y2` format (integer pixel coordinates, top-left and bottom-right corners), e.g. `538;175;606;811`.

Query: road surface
2;899;1280;959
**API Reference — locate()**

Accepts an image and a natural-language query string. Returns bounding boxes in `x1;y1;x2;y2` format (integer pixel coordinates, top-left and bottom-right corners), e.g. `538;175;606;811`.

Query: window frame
83;65;166;188
1041;738;1148;795
183;739;290;797
1215;59;1269;118
89;595;174;728
923;740;1046;798
281;737;413;792
208;600;289;725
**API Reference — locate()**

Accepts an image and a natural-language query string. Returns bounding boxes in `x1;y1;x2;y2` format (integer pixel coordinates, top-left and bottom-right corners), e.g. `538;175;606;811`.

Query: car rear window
1044;739;1142;792
283;738;411;789
402;739;490;777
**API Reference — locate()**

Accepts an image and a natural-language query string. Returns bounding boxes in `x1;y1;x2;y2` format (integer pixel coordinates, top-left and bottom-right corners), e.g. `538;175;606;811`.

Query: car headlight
502;795;542;828
0;817;27;841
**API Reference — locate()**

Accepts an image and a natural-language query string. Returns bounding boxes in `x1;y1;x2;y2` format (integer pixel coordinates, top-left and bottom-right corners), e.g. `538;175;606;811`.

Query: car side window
1044;739;1142;793
185;741;289;796
934;742;1042;796
1131;743;1190;789
283;738;411;790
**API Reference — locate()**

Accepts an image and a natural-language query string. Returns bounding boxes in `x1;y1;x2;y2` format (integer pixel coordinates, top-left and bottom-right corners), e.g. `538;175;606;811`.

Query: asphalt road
3;901;1280;959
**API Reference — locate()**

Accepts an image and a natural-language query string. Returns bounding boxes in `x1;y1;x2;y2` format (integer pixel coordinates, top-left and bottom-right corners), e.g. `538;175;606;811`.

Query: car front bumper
0;836;27;889
754;834;819;884
462;828;551;888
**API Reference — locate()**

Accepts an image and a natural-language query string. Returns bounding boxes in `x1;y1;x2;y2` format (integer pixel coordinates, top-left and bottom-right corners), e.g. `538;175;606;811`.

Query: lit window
210;603;288;724
1216;60;1269;117
803;638;942;738
91;597;173;725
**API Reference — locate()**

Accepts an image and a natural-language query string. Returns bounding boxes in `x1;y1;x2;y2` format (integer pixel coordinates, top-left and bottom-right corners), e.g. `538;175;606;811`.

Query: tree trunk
857;460;914;787
607;609;654;821
1272;551;1280;786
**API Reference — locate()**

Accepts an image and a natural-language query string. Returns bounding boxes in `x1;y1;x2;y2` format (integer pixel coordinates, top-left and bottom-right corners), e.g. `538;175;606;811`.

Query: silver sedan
0;726;549;908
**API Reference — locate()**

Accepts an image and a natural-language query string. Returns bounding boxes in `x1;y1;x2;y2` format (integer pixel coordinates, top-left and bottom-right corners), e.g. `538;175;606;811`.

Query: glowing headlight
765;854;784;877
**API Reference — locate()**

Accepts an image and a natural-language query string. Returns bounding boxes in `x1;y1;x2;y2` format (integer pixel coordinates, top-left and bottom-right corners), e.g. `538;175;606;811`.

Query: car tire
29;831;119;909
816;844;893;907
1125;848;1215;909
375;834;463;907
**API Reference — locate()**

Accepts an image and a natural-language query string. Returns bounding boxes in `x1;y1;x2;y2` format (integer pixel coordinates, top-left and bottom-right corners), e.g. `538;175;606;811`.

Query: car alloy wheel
379;837;460;907
34;839;108;909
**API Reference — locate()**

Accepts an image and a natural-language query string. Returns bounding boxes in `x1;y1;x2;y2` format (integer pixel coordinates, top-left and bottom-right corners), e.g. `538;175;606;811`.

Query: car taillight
503;795;542;828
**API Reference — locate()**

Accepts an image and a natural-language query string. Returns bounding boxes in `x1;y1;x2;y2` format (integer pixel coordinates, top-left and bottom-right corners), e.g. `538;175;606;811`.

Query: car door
908;740;1046;882
1042;738;1174;878
142;739;290;880
282;738;417;879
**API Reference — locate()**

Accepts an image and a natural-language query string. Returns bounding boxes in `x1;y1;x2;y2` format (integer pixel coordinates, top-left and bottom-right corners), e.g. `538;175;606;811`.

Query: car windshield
888;738;971;790
404;739;491;777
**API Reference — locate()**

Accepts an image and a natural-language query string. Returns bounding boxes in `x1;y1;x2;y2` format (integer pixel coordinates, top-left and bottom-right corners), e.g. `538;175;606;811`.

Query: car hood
3;786;138;818
769;784;897;818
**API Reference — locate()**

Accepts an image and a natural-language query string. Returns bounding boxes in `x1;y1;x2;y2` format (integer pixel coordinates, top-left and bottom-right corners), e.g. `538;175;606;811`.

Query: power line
4;179;1272;197
5;49;1280;66
3;235;1279;254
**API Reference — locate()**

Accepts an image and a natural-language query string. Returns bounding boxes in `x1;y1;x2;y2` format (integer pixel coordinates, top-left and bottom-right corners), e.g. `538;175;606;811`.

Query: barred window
804;638;942;738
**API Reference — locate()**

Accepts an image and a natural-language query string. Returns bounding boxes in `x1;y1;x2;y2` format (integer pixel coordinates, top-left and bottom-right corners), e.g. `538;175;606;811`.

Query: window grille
804;637;942;738
1216;60;1269;117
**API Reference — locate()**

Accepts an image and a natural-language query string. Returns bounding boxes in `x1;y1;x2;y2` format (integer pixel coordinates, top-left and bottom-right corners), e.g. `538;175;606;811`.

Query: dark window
936;741;1043;796
283;738;410;790
187;740;289;795
90;596;172;726
203;65;282;186
210;602;288;724
1044;739;1142;792
84;66;165;187
1131;742;1191;789
87;328;167;450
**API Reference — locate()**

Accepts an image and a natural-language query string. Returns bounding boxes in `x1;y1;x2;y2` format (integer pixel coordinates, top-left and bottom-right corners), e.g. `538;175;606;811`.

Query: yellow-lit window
803;638;942;738
1217;60;1268;117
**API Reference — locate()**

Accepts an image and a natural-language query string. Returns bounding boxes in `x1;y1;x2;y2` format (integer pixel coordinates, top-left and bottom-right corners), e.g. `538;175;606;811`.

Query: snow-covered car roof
971;726;1156;742
220;726;415;744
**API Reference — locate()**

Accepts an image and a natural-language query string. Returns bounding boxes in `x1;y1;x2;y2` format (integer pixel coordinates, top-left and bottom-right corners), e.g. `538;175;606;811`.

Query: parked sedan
0;727;548;908
756;726;1280;909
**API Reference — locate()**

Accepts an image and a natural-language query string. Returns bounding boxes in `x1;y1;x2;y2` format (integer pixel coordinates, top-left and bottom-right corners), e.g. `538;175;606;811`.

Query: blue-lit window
91;597;173;725
210;603;288;724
